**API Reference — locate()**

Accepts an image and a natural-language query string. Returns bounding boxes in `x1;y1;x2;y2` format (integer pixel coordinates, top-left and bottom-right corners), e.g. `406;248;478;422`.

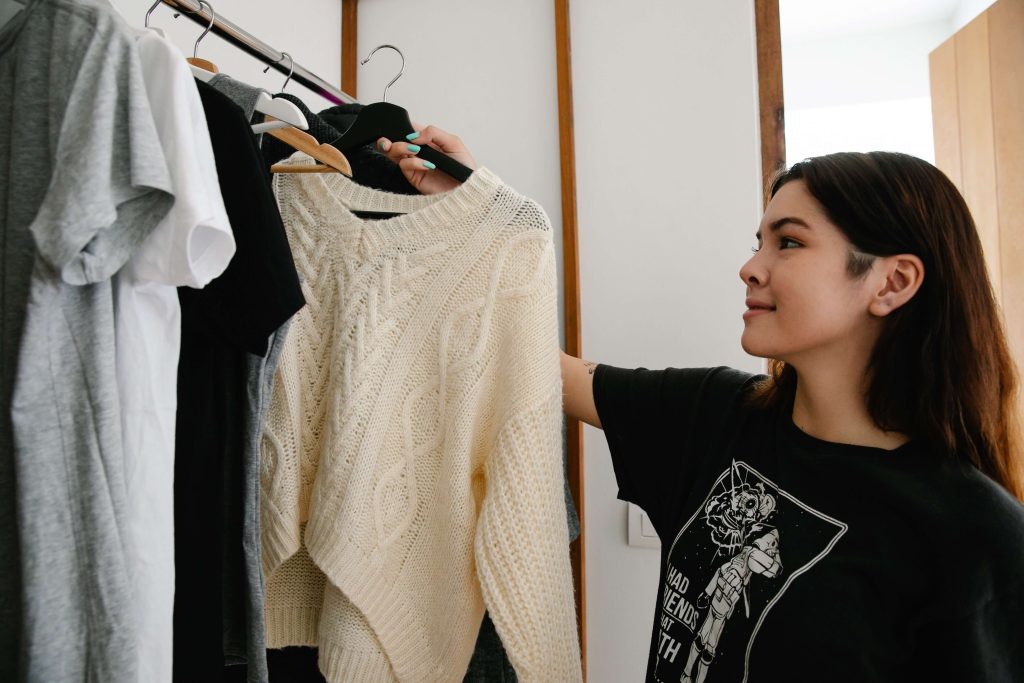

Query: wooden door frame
756;0;786;204
552;0;586;675
341;0;358;97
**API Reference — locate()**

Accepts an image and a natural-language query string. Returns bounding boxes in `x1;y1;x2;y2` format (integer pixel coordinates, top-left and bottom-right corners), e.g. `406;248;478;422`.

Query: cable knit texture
261;153;581;683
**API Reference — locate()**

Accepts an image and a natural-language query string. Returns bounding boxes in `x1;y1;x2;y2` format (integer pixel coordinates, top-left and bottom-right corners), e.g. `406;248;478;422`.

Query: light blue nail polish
377;140;387;151
406;131;421;141
407;144;421;153
422;160;436;170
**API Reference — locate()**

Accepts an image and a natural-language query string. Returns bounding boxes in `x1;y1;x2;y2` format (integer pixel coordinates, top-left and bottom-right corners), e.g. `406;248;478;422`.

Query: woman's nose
739;254;765;287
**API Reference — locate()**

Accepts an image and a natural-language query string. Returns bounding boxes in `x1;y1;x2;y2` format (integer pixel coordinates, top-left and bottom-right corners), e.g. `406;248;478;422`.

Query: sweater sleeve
473;226;583;682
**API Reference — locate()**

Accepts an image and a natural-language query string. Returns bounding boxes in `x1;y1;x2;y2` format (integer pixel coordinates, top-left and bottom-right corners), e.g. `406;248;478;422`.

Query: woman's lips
743;307;774;320
743;299;776;321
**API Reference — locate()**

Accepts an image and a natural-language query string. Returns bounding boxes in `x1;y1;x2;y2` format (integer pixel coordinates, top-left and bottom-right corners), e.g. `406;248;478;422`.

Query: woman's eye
779;237;801;249
750;245;760;253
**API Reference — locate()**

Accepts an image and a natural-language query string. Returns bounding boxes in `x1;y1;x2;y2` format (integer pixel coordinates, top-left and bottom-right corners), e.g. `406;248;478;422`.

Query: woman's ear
868;254;924;317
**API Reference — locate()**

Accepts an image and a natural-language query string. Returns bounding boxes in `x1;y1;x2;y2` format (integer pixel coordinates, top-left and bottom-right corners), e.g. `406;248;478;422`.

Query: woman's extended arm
561;351;601;428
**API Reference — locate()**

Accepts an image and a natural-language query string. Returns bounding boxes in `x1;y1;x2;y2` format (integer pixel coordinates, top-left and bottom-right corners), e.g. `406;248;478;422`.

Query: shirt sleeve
915;585;1024;681
474;226;581;682
29;12;173;285
593;363;753;534
130;31;234;288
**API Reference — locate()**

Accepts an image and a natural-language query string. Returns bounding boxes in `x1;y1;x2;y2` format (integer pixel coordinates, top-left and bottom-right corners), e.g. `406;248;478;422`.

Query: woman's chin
740;333;769;358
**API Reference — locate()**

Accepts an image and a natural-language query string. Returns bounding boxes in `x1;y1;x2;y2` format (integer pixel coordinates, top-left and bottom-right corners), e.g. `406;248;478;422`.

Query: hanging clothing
330;103;581;681
288;103;581;681
121;27;235;683
261;153;581;682
173;81;305;683
0;0;175;681
227;317;295;677
314;103;531;683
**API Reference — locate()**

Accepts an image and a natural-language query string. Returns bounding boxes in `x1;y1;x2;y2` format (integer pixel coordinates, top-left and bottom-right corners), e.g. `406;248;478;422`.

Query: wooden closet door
930;0;1024;372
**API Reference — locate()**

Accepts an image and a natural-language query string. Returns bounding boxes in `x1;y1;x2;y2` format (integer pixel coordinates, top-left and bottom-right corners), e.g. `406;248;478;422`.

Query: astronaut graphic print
654;461;847;683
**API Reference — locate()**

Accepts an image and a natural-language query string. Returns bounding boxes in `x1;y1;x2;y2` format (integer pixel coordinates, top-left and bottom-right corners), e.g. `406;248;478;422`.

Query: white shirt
116;27;234;683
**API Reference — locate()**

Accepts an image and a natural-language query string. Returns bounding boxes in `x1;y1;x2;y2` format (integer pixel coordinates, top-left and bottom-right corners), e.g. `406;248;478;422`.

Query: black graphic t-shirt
593;364;1024;683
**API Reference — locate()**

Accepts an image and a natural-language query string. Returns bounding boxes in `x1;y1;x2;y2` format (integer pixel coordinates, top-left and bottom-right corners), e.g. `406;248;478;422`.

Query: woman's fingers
375;124;472;195
406;125;476;168
397;156;437;174
376;138;421;160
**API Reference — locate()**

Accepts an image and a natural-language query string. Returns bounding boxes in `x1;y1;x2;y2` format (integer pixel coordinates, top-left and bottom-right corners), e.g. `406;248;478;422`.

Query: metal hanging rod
158;0;358;105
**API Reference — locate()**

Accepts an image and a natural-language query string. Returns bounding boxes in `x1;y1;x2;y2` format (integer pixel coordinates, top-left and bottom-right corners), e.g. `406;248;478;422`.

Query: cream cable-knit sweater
261;153;581;683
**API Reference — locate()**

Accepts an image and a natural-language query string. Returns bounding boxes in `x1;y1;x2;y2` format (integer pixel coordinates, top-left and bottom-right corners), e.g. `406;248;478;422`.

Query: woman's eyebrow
755;216;811;240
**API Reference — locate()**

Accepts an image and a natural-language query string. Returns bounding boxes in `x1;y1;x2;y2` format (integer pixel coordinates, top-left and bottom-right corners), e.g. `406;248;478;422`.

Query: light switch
640;510;658;537
627;502;660;548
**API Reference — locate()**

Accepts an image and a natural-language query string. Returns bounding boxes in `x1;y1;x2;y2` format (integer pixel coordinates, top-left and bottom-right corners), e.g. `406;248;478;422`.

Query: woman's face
738;180;881;365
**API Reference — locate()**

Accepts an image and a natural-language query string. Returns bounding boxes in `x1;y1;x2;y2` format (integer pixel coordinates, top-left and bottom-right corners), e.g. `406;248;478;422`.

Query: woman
380;130;1024;682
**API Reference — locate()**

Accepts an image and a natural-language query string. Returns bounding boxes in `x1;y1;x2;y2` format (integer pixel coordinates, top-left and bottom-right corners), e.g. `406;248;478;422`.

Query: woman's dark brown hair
754;151;1023;501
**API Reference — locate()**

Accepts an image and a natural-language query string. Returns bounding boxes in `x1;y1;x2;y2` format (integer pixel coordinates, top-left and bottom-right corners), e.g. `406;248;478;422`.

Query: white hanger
252;52;307;130
253;91;308;131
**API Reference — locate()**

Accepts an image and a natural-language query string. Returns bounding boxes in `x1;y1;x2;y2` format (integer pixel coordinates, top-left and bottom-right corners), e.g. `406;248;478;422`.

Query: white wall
781;19;948;164
572;1;763;680
782;20;949;110
950;0;997;31
109;0;342;110
779;0;995;165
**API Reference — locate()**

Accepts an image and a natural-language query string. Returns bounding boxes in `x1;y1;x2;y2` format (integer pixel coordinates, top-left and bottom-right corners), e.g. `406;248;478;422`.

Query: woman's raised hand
376;123;477;195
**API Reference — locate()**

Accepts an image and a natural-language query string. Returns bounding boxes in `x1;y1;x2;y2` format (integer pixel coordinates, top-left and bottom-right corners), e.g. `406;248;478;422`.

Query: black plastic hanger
330;45;472;184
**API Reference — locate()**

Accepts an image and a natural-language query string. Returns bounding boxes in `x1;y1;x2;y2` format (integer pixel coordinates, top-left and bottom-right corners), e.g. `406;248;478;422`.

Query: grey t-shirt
207;72;265;121
0;0;173;680
223;320;293;683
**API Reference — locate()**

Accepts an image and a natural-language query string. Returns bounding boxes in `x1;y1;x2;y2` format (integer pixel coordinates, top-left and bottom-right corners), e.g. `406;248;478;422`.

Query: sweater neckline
282;151;504;237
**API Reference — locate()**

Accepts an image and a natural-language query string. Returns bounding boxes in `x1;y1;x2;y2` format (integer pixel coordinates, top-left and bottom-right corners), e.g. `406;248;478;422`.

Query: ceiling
780;0;961;42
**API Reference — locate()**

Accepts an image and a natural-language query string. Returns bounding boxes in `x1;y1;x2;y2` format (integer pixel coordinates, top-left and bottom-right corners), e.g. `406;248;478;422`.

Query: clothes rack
158;0;358;105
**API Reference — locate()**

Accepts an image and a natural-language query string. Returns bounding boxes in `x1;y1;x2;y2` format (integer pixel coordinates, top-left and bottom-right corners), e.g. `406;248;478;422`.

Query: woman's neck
790;363;909;451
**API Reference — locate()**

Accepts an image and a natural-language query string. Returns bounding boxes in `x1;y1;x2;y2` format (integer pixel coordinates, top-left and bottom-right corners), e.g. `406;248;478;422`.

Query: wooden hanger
188;58;219;74
255;56;350;174
265;117;353;176
180;1;220;74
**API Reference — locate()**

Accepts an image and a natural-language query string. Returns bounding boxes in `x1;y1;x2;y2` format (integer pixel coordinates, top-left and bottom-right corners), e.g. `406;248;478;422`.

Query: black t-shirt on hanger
173;80;305;683
593;364;1024;683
